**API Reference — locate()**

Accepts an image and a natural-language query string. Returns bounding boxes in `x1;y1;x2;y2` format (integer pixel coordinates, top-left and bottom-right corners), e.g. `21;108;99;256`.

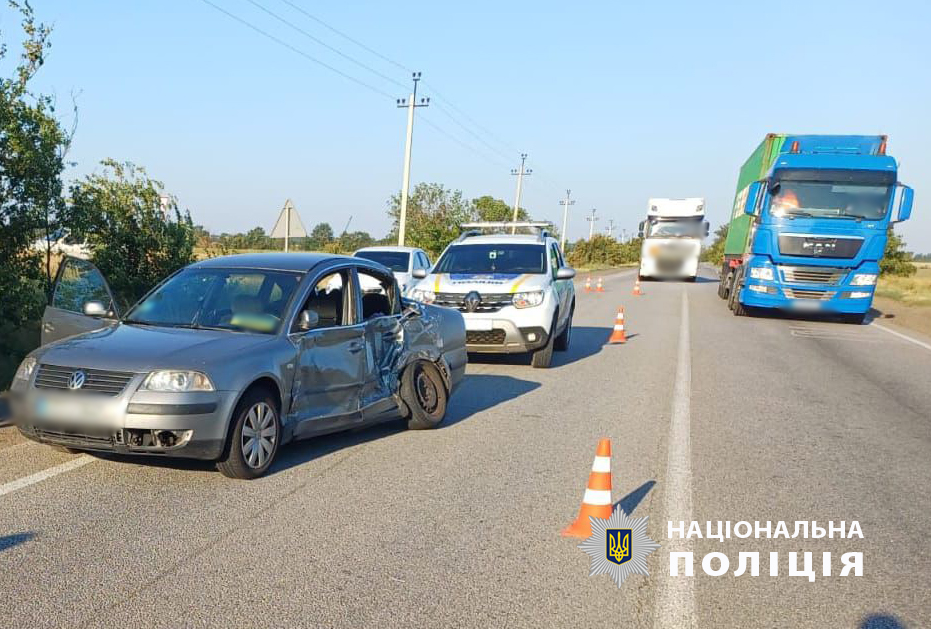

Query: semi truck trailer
718;134;914;324
638;197;709;281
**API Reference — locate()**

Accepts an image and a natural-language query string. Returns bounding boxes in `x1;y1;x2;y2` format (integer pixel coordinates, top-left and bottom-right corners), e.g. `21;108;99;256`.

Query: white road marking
655;289;696;629
0;455;94;498
872;322;931;353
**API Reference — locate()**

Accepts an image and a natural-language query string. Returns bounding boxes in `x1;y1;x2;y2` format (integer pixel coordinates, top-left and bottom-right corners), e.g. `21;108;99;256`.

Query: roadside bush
701;224;728;265
567;235;641;268
880;229;916;277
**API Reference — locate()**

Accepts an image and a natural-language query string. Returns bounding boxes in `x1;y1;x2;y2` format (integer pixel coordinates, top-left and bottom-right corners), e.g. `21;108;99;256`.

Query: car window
432;244;546;274
549;244;561;279
52;258;113;313
296;271;349;330
420;252;431;269
355;250;410;273
358;268;399;320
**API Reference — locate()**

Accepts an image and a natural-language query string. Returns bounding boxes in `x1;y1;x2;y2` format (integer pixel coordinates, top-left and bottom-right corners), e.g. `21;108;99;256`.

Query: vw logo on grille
464;291;482;313
68;370;87;390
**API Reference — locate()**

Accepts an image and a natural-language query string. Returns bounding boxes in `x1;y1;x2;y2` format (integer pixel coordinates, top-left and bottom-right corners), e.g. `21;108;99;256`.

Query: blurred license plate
465;319;493;331
791;300;822;312
35;396;96;421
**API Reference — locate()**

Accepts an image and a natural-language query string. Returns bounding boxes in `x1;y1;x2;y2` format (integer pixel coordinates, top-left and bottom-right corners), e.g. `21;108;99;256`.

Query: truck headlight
851;274;877;286
142;370;214;392
749;267;774;281
512;291;544;308
410;289;435;304
14;356;37;383
849;291;872;299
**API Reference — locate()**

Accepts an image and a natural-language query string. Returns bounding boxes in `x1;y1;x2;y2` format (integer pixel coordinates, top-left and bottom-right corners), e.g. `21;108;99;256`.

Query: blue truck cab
726;135;914;324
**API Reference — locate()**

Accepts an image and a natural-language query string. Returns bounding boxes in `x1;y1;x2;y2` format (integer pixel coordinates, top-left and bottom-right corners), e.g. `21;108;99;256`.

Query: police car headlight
411;289;435;304
749;267;774;281
142;370;214;392
512;291;544;308
851;274;877;286
13;356;37;383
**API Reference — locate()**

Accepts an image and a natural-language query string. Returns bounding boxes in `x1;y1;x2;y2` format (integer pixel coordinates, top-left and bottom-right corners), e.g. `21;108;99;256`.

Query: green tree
65;160;196;308
387;183;474;257
338;230;375;253
701;224;728;265
473;195;526;222
881;229;917;277
566;235;642;268
306;222;334;251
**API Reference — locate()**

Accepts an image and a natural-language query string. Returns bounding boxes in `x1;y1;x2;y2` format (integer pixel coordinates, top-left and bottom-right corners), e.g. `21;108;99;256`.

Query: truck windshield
648;221;704;238
433;244;546;274
770;181;891;220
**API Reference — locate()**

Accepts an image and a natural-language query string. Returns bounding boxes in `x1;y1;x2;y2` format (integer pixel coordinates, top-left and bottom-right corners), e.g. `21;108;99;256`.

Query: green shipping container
723;134;786;257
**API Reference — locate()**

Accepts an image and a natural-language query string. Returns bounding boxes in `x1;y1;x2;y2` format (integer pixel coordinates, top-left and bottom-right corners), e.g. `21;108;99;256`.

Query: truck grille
780;266;845;285
466;329;507;345
35;364;135;396
777;235;862;259
784;288;836;301
435;292;512;313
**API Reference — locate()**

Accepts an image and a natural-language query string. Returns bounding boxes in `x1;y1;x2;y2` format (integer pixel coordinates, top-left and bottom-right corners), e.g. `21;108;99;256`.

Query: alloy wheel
240;402;277;469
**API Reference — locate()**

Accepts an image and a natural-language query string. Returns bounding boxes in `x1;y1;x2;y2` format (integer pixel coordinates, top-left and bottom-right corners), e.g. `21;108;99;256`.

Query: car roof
354;246;421;253
453;234;549;245
190;252;352;273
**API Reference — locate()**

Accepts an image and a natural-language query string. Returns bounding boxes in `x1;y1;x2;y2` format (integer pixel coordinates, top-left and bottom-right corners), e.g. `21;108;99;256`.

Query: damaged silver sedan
10;253;467;479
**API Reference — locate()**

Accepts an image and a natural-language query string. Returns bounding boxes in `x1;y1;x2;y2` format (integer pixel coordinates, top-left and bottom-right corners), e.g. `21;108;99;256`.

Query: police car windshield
434;244;546;274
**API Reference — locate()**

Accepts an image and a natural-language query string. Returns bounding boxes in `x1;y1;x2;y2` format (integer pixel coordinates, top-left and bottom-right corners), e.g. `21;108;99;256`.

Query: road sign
270;199;307;251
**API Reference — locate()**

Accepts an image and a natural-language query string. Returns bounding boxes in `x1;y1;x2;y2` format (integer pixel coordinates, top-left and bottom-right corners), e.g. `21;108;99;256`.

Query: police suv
408;223;576;368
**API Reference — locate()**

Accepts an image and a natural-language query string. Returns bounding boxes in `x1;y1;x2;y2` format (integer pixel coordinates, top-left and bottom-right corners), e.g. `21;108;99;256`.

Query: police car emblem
578;506;660;588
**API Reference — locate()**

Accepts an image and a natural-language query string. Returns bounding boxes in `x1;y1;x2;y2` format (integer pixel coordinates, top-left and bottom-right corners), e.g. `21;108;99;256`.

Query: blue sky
5;0;930;250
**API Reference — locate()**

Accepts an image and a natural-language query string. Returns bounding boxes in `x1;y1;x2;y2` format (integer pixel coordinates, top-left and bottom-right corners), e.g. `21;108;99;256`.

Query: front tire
728;269;748;316
401;361;448;430
217;390;281;480
554;307;573;352
531;314;558;368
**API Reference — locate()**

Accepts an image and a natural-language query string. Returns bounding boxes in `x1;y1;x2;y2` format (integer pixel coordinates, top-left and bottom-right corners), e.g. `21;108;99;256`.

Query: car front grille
784;288;836;301
34;364;135;396
435;292;513;313
780;266;845;285
34;427;116;448
466;329;507;345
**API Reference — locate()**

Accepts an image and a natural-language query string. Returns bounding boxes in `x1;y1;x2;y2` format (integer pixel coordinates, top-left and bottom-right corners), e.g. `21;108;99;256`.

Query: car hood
416;272;548;294
35;323;277;372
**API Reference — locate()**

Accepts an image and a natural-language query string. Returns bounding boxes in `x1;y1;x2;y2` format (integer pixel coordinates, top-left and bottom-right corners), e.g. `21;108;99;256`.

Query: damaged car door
356;266;406;421
41;256;121;345
289;269;366;436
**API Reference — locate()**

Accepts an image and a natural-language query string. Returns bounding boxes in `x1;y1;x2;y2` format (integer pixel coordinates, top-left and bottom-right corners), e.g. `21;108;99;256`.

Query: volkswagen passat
10;253;467;478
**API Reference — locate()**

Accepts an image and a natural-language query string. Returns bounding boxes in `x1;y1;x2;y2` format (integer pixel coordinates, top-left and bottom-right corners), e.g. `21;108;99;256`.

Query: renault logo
68;370;86;390
464;291;482;313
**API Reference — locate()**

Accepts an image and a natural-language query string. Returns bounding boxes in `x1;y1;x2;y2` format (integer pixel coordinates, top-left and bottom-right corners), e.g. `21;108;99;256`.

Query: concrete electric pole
510;153;532;233
396;72;429;246
559;189;575;252
586;208;599;240
605;219;616;240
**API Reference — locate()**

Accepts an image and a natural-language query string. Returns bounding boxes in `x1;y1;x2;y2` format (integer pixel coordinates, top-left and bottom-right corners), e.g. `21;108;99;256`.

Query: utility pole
510;153;532;233
605;219;616;240
396;72;429;246
586;208;599;240
559;189;575;252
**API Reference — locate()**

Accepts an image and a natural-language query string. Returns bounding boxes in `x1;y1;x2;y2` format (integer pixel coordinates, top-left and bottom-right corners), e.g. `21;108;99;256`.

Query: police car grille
466;329;507;345
35;365;134;396
434;293;512;313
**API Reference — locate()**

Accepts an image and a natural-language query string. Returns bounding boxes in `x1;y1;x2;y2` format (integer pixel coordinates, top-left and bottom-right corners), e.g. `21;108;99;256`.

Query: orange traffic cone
632;278;643;296
585;276;592;292
609;308;627;344
596;277;605;292
562;439;613;538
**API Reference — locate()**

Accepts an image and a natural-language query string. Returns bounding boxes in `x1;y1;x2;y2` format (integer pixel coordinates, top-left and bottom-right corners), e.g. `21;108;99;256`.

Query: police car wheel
554;308;573;352
531;314;558;368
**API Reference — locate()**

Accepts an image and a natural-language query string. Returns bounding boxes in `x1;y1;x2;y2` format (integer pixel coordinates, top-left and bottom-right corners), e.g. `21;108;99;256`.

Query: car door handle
348;341;364;353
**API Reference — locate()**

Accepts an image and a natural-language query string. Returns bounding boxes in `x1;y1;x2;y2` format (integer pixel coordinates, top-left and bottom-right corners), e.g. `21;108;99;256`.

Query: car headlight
749;267;774;281
851;274;877;286
14;356;37;383
411;289;435;304
142;370;214;392
512;291;544;308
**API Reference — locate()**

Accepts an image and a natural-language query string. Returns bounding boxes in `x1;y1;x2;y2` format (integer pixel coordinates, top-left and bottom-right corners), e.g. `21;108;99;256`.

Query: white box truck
638;197;709;282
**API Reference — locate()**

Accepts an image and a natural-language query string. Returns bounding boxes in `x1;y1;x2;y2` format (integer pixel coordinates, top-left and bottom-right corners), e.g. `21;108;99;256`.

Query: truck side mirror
895;185;914;223
704;221;710;237
744;181;764;216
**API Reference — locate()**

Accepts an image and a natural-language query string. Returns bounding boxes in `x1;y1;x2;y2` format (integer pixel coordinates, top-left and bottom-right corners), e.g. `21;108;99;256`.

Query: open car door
41;257;120;346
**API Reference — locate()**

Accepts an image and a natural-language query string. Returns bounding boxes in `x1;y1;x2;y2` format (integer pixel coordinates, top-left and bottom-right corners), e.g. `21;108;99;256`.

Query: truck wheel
531;314;558;368
728;270;747;316
217;389;281;480
401;361;448;430
718;271;730;299
554;307;573;352
843;313;866;325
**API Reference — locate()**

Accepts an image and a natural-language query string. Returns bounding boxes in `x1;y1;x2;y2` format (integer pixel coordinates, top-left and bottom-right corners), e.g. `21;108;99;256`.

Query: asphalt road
2;267;930;628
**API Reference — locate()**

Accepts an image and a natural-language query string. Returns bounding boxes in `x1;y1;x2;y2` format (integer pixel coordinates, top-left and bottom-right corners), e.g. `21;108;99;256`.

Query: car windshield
355;250;410;272
433;244;546;274
648;221;704;238
124;268;303;334
770;180;892;220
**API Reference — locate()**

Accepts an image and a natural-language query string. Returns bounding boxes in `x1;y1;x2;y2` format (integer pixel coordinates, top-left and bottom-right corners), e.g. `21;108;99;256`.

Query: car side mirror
83;301;109;318
744;181;764;216
556;266;576;280
298;309;319;331
895;185;914;223
412;268;427;279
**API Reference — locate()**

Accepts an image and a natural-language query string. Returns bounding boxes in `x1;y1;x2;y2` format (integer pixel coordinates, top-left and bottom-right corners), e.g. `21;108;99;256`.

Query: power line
245;0;409;92
198;0;396;100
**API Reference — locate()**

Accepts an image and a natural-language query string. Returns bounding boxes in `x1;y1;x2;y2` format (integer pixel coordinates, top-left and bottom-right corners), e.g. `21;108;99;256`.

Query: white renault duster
409;224;576;368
